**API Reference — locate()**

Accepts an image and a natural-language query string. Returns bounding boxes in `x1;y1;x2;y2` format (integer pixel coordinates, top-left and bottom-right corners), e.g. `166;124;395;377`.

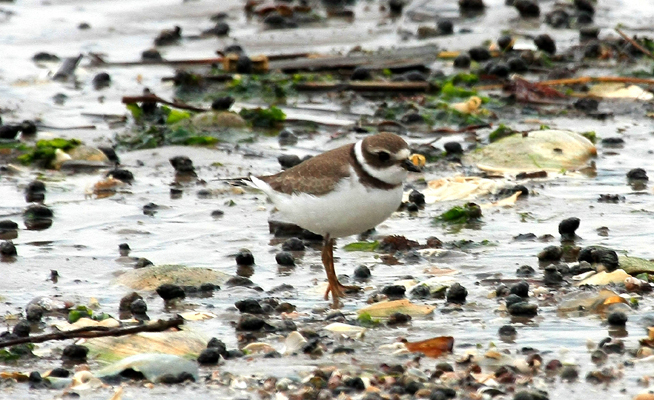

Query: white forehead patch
355;141;408;185
395;148;410;160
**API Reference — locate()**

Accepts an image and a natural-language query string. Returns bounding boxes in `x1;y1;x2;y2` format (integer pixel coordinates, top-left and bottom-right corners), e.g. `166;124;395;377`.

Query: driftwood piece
295;81;431;92
52;55;83;81
615;28;654;60
0;317;184;348
121;94;208;112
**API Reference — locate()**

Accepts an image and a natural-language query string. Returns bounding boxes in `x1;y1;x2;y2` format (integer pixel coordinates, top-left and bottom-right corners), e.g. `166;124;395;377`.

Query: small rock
235;249;255;266
574;0;594;14
236;314;267;331
410;284;431;299
627;168;648;181
0;241;17;257
142;48;163;61
408;190;425;207
49;368;70;378
510;281;529;298
590;349;607;365
381;285;406;298
154;26;181;46
389;0;405;14
513;390;549;400
558;217;580;237
498;35;514;51
156;283;186;301
207;338;227;353
507;57;528;72
545;9;569;28
278;154;303;169
508;301;538;316
458;0;485;11
197;348;221;365
134;257;153;269
498;325;517;337
577;246;619;271
446;283;467;304
236;55;253;74
574;98;599;112
468;46;491;62
32;52;60;62
118;292;143;312
387;312;412;325
107;168;134;183
351;67;372;81
62;344;88;361
203;22;230;37
534;34;556;54
282;237;305;251
437;20;453;35
92;72;111;90
453;54;471;68
607;311;627;326
543;265;564;285
516;265;535;277
169;156;195;175
489;62;510;78
538;245;562;262
559;366;578;381
276;251;295;266
26;304;44;322
444;142;463;155
235;299;264;314
12;320;30;337
129;299;148;315
514;0;539;17
211;96;235;111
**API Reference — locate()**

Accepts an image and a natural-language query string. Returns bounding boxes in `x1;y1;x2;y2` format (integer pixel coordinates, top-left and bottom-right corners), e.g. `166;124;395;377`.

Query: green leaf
126;103;143;119
343;241;379;252
184;136;219;146
68;305;93;323
357;312;381;327
437;203;482;224
166;109;192;125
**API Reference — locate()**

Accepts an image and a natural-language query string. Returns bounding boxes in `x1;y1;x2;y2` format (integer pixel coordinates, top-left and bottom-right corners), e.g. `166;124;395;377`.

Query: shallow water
2;0;654;399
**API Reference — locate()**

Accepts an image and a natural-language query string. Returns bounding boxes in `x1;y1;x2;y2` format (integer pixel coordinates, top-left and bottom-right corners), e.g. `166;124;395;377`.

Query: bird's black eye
377;151;391;162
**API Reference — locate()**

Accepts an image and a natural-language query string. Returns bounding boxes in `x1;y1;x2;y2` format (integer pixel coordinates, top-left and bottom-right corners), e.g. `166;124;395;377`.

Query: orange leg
322;234;360;306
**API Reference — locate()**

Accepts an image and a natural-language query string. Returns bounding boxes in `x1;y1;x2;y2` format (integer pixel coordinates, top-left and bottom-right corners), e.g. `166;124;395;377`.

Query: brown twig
615;28;654;60
121;94;208;112
0;317;184;348
475;76;654;91
295;81;432;92
89;53;224;67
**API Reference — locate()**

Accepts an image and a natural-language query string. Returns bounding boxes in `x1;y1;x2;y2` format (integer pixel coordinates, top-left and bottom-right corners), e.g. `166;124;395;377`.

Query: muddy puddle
3;0;654;399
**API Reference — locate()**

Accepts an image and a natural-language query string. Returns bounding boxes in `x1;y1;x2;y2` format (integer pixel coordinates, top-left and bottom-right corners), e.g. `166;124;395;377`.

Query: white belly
259;175;403;238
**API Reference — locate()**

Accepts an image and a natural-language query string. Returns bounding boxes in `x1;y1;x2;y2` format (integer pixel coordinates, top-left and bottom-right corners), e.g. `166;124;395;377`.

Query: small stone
236;55;253;74
118;292;143;311
574;98;599;112
387;312;412;325
278;128;298;146
410;284;431;299
584;41;602;58
78;22;91;29
468;46;491;62
278;154;303;169
543;265;564;285
211;96;235;111
534;34;556;54
32;52;60;62
92;72;111;89
510;281;529;298
574;0;594;14
156;283;186;301
129;299;147;314
389;0;405;14
590;349;607;364
408;190;425;207
607;311;627;326
489;62;510;78
235;299;264;314
381;285;406;298
26;304;43;322
513;390;549;400
446;283;467;304
538;245;562;261
0;125;21;140
282;237;305;251
154;26;181;46
578;246;619;271
197;348;221;364
12;320;30;337
558;217;580;237
62;344;88;361
498;35;514;51
436;20;453;35
275;251;295;266
134;258;152;269
498;325;517;337
207;338;227;354
453;54;471;68
580;26;600;41
350;265;371;281
204;21;230;36
0;241;17;257
107;168;134;183
560;366;578;381
236;314;267;331
351;67;372;81
235;249;255;266
345;377;365;391
444;142;463;154
508;301;538;316
406;203;419;212
514;0;540;17
142;48;162;61
49;368;70;378
627;168;648;181
516;265;535;277
458;0;485;11
507;57;528;72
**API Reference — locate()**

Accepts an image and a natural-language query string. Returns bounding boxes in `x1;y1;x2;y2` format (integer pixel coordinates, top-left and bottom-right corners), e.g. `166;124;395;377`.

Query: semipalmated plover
250;132;420;304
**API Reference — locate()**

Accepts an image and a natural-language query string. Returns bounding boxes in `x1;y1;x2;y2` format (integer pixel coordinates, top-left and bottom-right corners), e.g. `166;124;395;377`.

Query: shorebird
249;132;420;304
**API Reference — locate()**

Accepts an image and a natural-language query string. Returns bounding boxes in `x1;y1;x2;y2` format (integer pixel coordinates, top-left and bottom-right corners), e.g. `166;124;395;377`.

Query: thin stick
0;317;184;348
89;53;224;67
615;28;654;60
475;76;654;90
121;94;208;112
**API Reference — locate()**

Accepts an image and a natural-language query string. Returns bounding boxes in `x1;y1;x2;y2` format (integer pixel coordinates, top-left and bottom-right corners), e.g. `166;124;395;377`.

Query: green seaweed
239;106;286;128
17;138;81;167
437;203;482;224
343;241;380;252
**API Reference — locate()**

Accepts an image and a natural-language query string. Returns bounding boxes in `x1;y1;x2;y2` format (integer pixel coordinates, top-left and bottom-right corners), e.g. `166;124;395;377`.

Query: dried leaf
588;83;654;100
405;336;454;357
503;76;567;104
577;269;630;286
357;299;435;318
179;311;216;321
451;96;482;114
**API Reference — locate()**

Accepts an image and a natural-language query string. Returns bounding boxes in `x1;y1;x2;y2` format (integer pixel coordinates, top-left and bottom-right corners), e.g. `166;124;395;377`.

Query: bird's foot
324;281;361;301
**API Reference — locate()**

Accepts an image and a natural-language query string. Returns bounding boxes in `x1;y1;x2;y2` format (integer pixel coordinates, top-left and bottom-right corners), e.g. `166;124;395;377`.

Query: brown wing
258;143;354;196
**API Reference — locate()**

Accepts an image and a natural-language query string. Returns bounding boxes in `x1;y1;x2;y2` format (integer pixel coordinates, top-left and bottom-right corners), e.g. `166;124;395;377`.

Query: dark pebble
601;137;625;145
344;377;365;391
23;204;52;219
26;180;46;196
197;348;221;364
350;265;370;281
534;34;556;54
574;0;594;14
278;128;298;146
19;120;35;135
516;265;535;277
578;246;619;271
142;203;158;216
204;22;230;37
458;0;485;11
508;301;538;316
142;48;163;61
498;325;517;337
489;62;510;78
543;265;564;285
223;44;244;55
580;26;600;41
406;202;419;212
225;276;254;287
156;283;186;301
107;168;134;184
282;237;305;251
159;371;195;384
333;346;355;354
607;311;627;326
33;52;59;62
263;13;287;28
381;285;406;298
275;251;295;266
134;257;153;269
26;304;43;322
49;368;70;378
574;98;599;112
210;210;225;219
408;190;425;207
431;387;457;399
506;57;527;72
92;72;111;89
401;112;424;125
169;156;195;174
389;0;404;14
235;299;264;314
584;41;602;58
12;320;30;337
211;96;235;111
577;11;593;24
538;245;562;261
235;55;253;74
129;299;147;314
410;284;431;299
405;380;423;395
401;70;428;82
235;249;255;266
510;281;529;298
118;292;142;311
591;349;607;364
599;337;625;354
0;125;21;140
496;284;510;297
98;147;119;164
514;390;549;400
62;344;88;361
387;312;412;325
514;0;539;17
437;20;453;35
0;241;17;257
505;294;523;307
453;54;471;68
545;9;570;28
558;217;580;237
444;142;463;154
446;283;467;304
351;67;372;81
207;339;227;356
236;314;267;331
559;365;578;381
627;168;648;181
0;220;18;230
468;46;491;62
498;35;514;51
278;154;303;169
154;26;181;46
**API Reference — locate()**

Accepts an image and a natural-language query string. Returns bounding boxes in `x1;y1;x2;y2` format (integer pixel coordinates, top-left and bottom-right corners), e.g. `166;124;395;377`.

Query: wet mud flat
3;0;654;399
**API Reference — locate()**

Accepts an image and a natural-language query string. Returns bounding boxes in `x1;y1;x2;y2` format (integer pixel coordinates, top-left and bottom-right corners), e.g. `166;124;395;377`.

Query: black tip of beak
402;159;421;173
